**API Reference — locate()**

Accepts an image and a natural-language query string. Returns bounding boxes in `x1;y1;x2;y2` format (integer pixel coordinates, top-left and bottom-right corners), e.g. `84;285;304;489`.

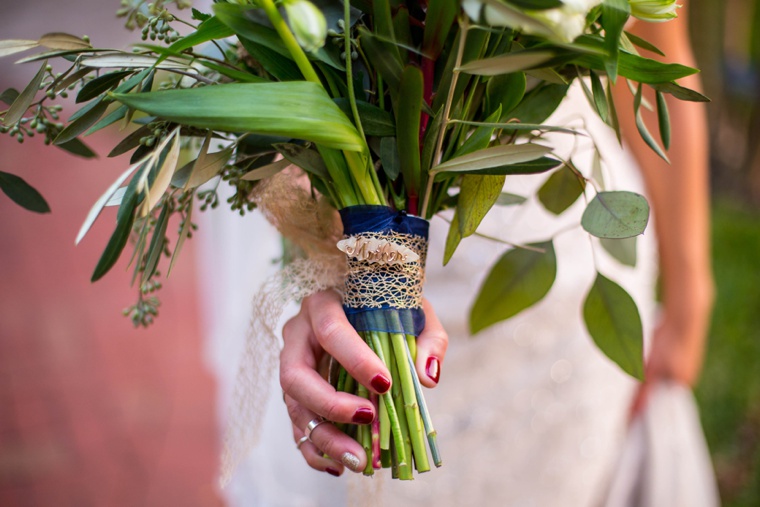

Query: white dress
200;84;660;507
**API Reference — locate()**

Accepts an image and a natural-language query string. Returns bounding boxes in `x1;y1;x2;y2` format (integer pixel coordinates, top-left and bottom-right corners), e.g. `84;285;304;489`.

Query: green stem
405;334;442;467
258;0;321;84
421;15;469;219
357;383;374;475
370;331;407;467
389;337;413;480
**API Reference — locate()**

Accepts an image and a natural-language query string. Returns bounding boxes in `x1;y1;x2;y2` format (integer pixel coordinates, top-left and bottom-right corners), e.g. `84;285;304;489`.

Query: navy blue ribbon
340;206;428;336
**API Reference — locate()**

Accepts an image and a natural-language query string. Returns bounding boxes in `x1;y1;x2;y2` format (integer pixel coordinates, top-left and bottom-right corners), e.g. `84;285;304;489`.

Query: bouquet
0;0;706;480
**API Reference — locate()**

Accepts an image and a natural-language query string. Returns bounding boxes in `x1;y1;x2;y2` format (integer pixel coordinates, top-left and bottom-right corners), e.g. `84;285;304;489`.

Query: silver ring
296;435;309;450
304;416;328;441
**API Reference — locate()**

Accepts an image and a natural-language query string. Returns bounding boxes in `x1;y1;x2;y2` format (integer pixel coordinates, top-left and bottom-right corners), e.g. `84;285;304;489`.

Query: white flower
282;0;327;52
629;0;680;22
462;0;603;43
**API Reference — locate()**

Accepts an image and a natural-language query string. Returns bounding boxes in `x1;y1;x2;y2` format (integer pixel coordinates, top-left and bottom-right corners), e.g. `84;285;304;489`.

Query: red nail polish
426;356;440;384
370;374;391;394
325;467;341;477
352;407;374;424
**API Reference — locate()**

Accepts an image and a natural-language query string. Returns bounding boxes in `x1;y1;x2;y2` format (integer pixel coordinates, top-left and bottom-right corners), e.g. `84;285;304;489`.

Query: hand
629;280;714;419
280;290;448;476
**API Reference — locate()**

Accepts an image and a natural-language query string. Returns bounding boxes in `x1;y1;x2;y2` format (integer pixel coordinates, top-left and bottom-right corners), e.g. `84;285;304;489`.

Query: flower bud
629;0;679;23
283;0;327;53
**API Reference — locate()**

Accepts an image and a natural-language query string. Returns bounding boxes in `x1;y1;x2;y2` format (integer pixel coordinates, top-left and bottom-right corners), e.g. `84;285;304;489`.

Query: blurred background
1;1;759;506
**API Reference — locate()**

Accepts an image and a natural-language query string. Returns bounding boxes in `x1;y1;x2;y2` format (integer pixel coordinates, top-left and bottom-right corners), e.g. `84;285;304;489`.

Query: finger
415;299;448;388
286;397;366;473
292;424;343;477
628;381;651;422
281;314;376;424
304;291;392;395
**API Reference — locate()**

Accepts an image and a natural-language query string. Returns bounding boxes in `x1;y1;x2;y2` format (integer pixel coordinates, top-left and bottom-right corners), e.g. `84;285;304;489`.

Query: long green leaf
458;50;556;76
57;138;97;159
458;174;505;237
166;16;234;54
583;273;644;379
0;171;50;213
3;61;46;126
112;82;365;152
574;47;699;84
423;0;458;59
76;70;132;103
633;82;669;162
655;90;671;150
91;188;137;282
432;143;552;174
39;33;91;51
0;39;39;57
581;190;650;239
397;66;423;196
470;241;557;334
142;199;170;284
651;81;709;102
601;0;630;82
55;98;109;145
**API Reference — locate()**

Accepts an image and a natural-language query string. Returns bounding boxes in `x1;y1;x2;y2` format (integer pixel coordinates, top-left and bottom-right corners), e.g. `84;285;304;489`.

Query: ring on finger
304;416;329;442
296;435;309;450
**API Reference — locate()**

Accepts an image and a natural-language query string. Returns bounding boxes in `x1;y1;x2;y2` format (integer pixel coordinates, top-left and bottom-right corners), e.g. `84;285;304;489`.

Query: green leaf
485;72;526;118
39;33;91;51
422;0;458;59
3;61;46;126
111;82;365;152
91;186;138;282
396;65;423;195
76;70;132;103
334;98;395;137
140;128;181;214
443;209;463;265
57;137;97;159
0;88;19;105
624;31;664;56
379;137;401;181
600;237;637;267
537;165;586;215
574;45;699;83
80;53;192;70
581;191;650;239
458;174;505;237
76;162;141;244
507;83;569;125
633;82;669;162
506;0;563;8
274;143;328;180
432;144;552;174
453;107;502;159
600;0;630;82
238;37;301;81
470;241;557;334
166;16;234;54
0;39;39;57
108;124;152;158
0;171;50;213
458;50;556;76
655;91;671;150
142;199;170;284
358;27;403;93
436;156;560;179
590;71;609;122
651;81;709;102
496;192;526;206
583;273;644;379
241;157;290;181
591;150;605;189
54;98;109;145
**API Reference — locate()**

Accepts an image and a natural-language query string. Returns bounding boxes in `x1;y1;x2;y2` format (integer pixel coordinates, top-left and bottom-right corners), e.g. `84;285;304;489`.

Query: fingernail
426;356;440;384
341;452;361;472
352;407;374;424
370;374;391;394
325;467;341;477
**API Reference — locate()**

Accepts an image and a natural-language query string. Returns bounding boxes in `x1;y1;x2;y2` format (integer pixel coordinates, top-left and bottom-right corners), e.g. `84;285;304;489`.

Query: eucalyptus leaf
275;143;328;179
0;40;39;57
600;237;637;267
379;137;401;181
39;33;91;51
91;185;138;282
0;171;50;213
432;144;552;174
57;137;97;159
458;174;505;237
581;191;650;239
76;70;132;103
537;165;586;215
583;273;644;379
470;241;557;334
112;82;365;152
496;192;527;206
3;61;46;126
76;162;142;244
656;90;671;150
241;157;291;181
458;50;555;76
54;99;109;145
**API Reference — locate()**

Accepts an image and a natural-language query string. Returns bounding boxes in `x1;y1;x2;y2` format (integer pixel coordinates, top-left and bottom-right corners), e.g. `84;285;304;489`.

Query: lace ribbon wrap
339;206;429;337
